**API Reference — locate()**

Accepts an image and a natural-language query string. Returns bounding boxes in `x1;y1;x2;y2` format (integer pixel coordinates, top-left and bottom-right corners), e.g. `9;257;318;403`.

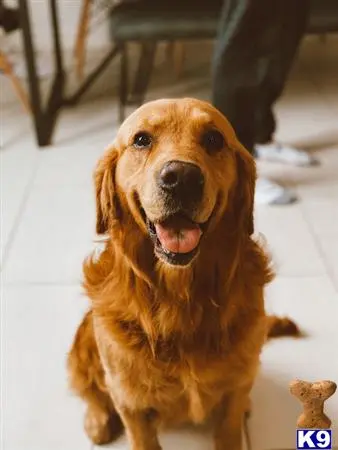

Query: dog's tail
267;315;301;338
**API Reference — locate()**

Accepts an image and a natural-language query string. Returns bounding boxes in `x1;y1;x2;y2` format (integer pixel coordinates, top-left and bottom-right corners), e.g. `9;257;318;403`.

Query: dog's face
95;98;256;267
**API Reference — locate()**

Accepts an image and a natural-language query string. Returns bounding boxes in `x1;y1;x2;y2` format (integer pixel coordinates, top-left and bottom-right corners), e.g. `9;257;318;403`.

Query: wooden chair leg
0;51;31;113
172;41;185;79
165;41;186;79
74;0;91;80
130;42;157;106
165;42;174;62
118;44;128;124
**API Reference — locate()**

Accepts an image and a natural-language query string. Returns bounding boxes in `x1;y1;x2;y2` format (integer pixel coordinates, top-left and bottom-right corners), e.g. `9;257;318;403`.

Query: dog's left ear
231;141;256;236
94;145;119;235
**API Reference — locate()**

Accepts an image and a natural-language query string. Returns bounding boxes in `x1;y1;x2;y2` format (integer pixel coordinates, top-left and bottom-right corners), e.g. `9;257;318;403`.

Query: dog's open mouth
146;213;207;266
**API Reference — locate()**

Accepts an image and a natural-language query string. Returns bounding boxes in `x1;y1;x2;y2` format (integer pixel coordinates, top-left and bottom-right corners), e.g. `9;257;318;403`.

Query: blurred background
1;1;338;449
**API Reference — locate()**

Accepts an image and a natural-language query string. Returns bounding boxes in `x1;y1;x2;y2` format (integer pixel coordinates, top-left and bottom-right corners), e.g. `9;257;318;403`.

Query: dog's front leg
213;387;250;450
117;405;162;450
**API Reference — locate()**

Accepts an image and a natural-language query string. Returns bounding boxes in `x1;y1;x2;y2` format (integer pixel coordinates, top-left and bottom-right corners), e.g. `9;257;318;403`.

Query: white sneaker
255;177;298;205
255;142;319;167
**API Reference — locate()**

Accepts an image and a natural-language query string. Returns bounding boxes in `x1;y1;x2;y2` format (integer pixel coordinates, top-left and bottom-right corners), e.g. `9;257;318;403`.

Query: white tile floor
1;35;338;450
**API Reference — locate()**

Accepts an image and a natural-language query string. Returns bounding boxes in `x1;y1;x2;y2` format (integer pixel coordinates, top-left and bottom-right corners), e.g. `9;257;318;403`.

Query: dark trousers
212;0;310;154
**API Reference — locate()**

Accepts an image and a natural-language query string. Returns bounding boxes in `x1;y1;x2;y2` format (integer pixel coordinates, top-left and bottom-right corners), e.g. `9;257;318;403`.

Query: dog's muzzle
157;160;204;211
141;161;207;266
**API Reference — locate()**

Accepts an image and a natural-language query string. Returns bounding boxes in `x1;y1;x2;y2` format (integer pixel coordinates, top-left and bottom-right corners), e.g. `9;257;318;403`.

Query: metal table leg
19;0;65;147
18;0;122;147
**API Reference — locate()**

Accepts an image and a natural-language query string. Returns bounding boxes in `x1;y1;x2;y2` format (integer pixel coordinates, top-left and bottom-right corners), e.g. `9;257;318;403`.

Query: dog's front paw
84;407;122;445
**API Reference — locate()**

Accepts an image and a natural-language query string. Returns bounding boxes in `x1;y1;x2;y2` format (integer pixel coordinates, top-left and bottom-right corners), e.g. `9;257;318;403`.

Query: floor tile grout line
298;201;338;294
1;153;40;270
3;281;83;287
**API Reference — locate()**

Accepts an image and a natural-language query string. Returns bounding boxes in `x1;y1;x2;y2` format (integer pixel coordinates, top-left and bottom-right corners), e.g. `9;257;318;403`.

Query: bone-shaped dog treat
290;379;337;428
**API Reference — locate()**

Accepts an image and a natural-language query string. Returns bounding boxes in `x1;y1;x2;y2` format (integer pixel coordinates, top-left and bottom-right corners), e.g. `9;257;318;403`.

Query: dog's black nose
158;160;204;204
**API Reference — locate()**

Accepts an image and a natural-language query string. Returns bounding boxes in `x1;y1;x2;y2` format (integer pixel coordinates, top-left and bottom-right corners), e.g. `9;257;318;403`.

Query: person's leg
254;0;318;166
255;0;309;143
212;0;272;154
212;0;297;204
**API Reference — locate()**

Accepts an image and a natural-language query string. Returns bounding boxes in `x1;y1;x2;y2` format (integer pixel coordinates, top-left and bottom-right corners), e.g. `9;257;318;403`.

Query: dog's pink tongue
155;222;202;254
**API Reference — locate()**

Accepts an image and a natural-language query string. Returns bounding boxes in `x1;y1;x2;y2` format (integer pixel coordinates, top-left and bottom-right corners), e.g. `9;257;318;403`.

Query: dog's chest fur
91;245;267;425
95;305;263;425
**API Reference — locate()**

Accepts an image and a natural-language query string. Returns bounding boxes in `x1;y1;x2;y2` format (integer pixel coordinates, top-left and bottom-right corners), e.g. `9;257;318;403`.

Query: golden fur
68;98;298;450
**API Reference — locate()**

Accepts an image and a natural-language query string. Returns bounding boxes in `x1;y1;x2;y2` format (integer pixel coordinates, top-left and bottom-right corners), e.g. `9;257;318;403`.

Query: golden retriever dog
68;98;298;450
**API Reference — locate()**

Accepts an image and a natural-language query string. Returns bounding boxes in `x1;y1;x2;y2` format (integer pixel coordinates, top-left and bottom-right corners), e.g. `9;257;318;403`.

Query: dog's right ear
94;145;119;234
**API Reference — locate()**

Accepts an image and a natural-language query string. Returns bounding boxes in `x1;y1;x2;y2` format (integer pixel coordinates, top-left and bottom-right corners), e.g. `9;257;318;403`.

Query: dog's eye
201;129;225;153
133;132;152;149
